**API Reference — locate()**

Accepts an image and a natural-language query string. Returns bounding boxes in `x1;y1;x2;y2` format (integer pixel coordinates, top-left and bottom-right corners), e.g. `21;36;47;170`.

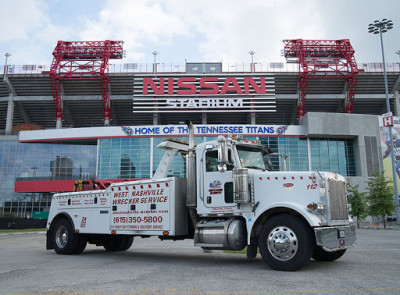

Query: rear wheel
312;247;346;261
258;214;313;271
103;235;133;251
52;218;86;254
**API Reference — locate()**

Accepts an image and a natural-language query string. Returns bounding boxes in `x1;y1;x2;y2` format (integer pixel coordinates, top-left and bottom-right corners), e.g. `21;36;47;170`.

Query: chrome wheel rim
55;226;68;249
267;226;298;261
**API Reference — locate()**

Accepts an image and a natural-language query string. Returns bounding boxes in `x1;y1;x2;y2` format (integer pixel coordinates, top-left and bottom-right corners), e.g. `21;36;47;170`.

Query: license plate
338;229;346;238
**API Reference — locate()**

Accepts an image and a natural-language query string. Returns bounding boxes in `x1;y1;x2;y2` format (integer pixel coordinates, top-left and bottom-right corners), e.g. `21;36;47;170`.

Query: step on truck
46;122;356;271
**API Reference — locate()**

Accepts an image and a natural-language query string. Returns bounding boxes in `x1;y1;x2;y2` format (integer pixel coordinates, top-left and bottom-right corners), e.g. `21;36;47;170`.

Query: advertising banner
379;115;400;191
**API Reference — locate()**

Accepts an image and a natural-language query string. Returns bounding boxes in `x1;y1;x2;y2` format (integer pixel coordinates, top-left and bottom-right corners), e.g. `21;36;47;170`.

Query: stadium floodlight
368;19;400;225
249;51;255;73
4;53;11;75
152;51;158;75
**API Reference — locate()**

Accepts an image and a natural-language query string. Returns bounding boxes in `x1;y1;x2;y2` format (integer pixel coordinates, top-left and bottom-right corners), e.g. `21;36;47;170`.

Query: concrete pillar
202;112;207;124
5;96;14;134
153;113;159;125
250;112;256;125
394;90;400;117
56;117;62;129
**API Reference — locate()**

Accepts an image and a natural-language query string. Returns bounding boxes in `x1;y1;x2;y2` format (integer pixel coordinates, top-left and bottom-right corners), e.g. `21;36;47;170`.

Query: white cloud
0;0;46;42
1;0;399;65
0;0;73;64
161;0;327;63
78;0;189;62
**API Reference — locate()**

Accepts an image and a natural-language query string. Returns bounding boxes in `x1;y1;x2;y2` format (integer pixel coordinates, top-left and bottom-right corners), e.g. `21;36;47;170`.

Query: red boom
49;40;124;124
283;39;358;118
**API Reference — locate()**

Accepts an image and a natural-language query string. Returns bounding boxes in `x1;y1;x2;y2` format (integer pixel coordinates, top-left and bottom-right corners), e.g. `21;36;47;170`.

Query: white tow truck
46;122;356;271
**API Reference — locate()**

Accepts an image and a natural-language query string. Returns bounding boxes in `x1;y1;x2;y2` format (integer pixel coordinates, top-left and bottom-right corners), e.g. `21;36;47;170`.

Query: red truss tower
50;40;124;127
283;39;358;118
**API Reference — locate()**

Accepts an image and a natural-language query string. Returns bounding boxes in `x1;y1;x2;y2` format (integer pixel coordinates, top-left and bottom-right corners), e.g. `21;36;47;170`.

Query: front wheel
258;214;313;271
312;247;346;261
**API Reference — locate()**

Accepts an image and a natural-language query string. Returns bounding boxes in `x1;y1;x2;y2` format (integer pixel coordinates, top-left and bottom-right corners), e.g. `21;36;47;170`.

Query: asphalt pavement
0;229;399;295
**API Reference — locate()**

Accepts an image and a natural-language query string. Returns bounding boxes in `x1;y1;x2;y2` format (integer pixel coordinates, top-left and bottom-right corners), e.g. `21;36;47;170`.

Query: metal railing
1;62;400;75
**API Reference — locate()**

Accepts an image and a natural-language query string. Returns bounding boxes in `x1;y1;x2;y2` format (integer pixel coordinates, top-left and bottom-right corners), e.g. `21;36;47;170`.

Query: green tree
347;184;368;228
366;170;396;229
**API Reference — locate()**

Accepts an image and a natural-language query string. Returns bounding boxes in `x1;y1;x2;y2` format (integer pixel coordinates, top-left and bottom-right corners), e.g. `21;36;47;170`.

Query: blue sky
1;0;400;66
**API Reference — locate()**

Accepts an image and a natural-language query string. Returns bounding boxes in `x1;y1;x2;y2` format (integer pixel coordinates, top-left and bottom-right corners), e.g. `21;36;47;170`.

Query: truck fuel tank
194;218;246;251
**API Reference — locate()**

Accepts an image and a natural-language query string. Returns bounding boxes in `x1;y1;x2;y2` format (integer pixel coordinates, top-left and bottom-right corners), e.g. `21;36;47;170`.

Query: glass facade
98;137;207;179
260;137;309;172
98;137;151;179
0;135;356;217
97;136;356;179
152;137;187;177
309;138;356;176
0;138;97;216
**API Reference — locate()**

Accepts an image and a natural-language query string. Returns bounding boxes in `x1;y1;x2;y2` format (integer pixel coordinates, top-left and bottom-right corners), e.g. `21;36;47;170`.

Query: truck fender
46;212;75;250
246;202;321;245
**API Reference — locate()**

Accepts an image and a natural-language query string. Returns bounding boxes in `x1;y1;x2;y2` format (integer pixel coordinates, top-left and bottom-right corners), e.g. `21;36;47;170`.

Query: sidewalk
359;223;400;230
0;230;46;236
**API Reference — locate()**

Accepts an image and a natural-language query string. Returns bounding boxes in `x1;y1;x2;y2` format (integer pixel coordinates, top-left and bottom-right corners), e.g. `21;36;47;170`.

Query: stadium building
1;39;400;220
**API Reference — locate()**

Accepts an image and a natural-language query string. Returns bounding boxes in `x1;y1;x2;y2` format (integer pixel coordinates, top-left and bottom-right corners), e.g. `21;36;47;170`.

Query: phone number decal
113;216;163;224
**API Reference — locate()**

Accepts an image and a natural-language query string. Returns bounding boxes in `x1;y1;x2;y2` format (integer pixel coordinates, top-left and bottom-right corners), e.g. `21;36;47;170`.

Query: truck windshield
236;145;273;171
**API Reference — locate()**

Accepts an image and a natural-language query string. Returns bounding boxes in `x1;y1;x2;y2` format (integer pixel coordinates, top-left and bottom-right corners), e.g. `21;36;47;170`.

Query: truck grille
327;178;348;221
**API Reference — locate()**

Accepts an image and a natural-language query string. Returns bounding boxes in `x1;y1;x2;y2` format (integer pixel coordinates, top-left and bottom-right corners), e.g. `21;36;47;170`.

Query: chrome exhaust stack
233;167;250;203
186;121;197;207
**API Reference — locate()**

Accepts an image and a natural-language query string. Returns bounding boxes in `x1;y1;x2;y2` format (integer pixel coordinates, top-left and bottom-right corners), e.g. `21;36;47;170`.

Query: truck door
202;149;235;209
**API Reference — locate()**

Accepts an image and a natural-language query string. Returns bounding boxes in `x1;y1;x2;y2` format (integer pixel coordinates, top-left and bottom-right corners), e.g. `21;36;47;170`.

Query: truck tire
72;236;88;254
258;214;313;271
246;243;258;259
312;247;347;261
103;235;133;251
121;236;134;251
52;218;87;255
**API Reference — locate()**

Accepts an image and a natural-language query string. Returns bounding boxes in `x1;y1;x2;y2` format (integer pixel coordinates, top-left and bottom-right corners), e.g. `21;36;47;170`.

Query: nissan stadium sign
132;74;276;113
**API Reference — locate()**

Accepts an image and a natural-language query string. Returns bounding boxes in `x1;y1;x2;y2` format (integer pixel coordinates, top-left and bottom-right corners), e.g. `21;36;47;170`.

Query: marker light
307;202;326;213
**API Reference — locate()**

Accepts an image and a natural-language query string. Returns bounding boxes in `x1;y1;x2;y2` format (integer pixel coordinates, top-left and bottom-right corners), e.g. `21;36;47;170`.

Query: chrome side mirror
217;163;227;172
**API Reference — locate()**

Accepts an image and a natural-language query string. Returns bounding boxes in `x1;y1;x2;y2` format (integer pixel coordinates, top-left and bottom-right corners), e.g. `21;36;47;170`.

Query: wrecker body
46;123;356;271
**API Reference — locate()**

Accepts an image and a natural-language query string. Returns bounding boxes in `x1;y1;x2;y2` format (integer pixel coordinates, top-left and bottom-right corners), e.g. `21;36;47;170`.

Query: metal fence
2;62;400;75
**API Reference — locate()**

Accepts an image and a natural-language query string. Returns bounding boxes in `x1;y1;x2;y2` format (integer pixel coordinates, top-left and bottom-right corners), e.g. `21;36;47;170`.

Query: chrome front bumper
314;224;356;252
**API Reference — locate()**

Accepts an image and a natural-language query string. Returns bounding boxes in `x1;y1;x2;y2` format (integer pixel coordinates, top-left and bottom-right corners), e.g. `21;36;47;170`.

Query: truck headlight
307;202;326;213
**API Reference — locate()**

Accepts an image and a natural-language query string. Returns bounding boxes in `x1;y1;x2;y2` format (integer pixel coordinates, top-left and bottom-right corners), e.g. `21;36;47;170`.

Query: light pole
368;19;400;224
4;53;11;75
152;51;158;75
249;51;255;73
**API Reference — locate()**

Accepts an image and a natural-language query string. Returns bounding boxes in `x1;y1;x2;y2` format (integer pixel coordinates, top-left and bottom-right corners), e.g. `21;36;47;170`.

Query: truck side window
224;182;234;203
205;150;233;172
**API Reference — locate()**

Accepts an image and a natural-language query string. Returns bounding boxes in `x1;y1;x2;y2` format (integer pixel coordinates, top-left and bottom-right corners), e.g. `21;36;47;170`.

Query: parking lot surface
0;229;399;295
